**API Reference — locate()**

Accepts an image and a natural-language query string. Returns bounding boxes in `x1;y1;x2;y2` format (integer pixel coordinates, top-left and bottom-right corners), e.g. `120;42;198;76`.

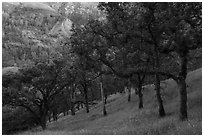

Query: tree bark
155;74;166;117
40;107;48;130
70;86;75;115
83;83;89;113
48;111;51;122
147;11;166;117
126;79;131;102
100;75;107;116
52;107;58;121
63;109;66;116
128;87;131;102
137;74;145;109
70;101;75;115
49;116;51;122
40;99;49;130
178;54;188;120
104;94;107;104
138;82;143;109
154;45;166;117
40;115;47;130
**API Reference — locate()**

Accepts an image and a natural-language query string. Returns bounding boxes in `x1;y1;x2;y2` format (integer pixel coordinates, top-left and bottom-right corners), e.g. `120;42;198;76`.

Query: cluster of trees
2;2;121;132
2;2;202;133
71;2;201;120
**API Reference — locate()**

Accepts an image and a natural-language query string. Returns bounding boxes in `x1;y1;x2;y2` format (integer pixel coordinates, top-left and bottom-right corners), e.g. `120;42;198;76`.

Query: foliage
71;2;202;120
2;59;73;129
2;106;38;135
103;75;126;95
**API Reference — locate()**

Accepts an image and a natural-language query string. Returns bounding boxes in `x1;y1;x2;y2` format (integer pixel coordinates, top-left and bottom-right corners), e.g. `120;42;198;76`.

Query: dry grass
19;68;202;135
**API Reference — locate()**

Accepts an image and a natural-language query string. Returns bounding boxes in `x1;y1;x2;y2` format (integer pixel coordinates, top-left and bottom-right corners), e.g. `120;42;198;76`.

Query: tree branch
100;57;179;82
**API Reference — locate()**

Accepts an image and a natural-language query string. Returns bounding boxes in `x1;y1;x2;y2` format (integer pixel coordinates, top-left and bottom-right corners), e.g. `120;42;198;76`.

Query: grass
19;68;202;135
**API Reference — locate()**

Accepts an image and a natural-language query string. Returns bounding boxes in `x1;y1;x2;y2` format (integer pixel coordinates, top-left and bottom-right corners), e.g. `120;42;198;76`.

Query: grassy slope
20;68;202;135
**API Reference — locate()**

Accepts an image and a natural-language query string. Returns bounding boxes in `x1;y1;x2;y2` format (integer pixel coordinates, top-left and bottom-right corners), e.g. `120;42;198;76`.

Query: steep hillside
20;68;202;135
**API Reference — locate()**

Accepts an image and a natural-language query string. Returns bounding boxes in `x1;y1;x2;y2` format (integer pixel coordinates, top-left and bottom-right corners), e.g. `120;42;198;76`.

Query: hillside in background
19;68;202;135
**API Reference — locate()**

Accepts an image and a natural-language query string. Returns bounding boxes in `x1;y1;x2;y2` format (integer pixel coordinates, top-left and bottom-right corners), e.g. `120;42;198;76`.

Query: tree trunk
63;110;66;116
103;105;107;116
178;54;188;120
70;86;75;115
92;91;95;103
40;115;47;130
137;74;145;109
49;117;51;122
153;40;166;117
76;102;80;110
53;108;58;121
71;101;75;115
138;82;143;109
128;87;131;102
84;84;89;113
104;94;107;104
40;109;48;130
135;87;138;95
155;74;166;117
48;111;51;122
39;99;49;130
100;75;107;116
149;23;166;117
